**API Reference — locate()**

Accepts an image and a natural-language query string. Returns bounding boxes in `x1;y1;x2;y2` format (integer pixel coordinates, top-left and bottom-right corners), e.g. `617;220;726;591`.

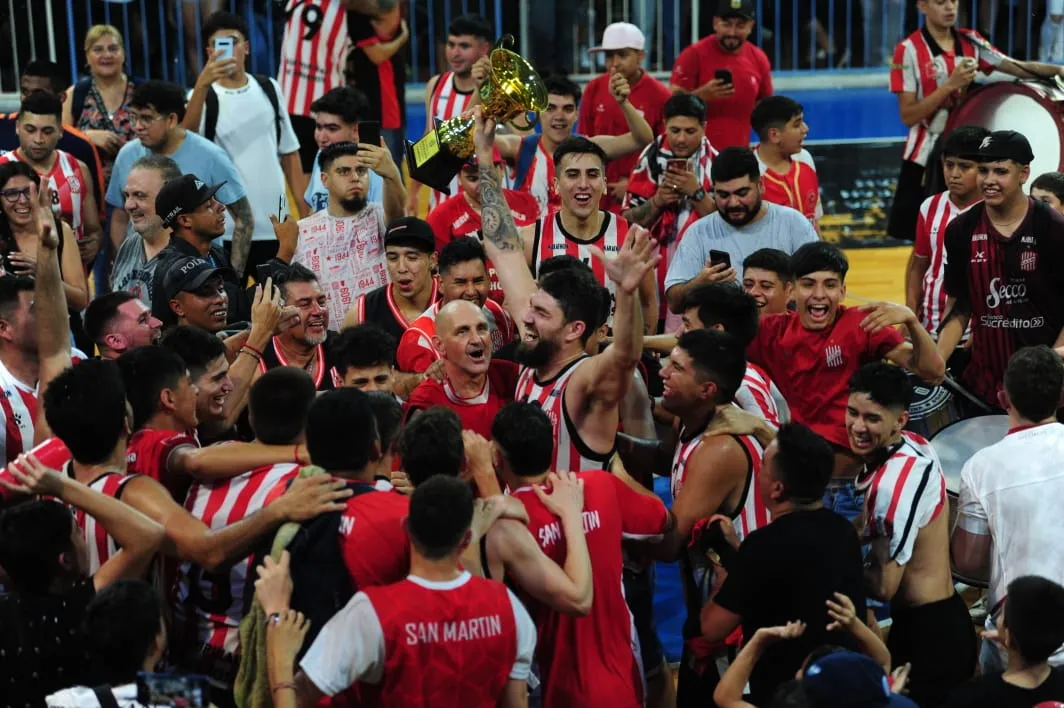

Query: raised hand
269;214;299;255
195;47;239;90
531;471;586;520
751;620;807;646
471;106;498;166
608;70;631;104
0;453;66;498
251;277;284;335
461;430;495;479
589;225;660;294
471;55;492;88
825;592;858;632
858;301;916;333
254;550;293;616
31;181;59;251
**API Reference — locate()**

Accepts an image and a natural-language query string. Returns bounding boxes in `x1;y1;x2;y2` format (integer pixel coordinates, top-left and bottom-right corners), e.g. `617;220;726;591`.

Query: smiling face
660;346;713;415
171;276;229;333
517;289;580;367
106;298;162;354
86;31;125;78
440;259;490;308
794;270;845;330
123;167;167;234
665;115;705;159
434;301;492;376
0;175;36;230
170;370;200;430
555;152;605;220
845;391;908;457
542;93;579;144
16;112;61;164
713;175;763;227
193;354;233;423
713;16;754;52
742;267;793;317
283;279;329;346
446;33;489;77
385;245;435;298
978;159;1029;209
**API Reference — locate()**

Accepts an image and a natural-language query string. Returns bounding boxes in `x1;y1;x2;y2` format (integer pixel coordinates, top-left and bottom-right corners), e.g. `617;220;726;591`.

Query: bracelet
271;682;296;694
266;612;282;626
243;342;264;359
239;346;263;362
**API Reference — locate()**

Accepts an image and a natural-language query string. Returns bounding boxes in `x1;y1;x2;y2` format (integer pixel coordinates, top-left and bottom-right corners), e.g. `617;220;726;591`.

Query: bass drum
945;80;1064;184
930;415;1009;588
905;372;960;440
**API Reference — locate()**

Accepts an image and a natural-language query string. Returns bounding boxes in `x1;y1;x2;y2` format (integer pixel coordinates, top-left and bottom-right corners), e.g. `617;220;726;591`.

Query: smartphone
715;69;733;85
709;249;732;269
666;158;691;172
213;36;235;62
137;673;210;708
359;120;381;148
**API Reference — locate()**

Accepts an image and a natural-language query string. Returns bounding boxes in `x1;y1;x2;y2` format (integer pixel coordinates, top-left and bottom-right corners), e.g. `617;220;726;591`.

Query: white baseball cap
589;22;645;52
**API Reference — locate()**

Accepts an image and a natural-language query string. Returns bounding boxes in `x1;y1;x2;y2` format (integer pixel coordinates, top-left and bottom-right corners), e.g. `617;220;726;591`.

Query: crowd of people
1;0;1064;707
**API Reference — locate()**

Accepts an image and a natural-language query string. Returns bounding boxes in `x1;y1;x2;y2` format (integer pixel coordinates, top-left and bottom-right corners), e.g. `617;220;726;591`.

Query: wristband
271;682;296;694
239;346;263;363
266;612;282;626
243;342;264;359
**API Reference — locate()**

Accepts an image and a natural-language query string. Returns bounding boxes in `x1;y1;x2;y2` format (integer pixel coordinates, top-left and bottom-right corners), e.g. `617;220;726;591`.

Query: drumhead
930;414;1010;493
908;379;953;421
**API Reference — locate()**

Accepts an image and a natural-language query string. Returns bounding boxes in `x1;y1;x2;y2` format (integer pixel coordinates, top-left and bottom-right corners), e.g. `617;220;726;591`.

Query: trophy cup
406;35;547;194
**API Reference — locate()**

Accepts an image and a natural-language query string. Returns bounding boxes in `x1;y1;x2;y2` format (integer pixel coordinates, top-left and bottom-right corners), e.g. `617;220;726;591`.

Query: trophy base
405;122;468;195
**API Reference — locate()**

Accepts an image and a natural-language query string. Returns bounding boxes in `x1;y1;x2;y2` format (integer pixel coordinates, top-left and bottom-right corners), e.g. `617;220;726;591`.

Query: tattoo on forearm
228;197;254;275
478;167;521;252
625;199;656;226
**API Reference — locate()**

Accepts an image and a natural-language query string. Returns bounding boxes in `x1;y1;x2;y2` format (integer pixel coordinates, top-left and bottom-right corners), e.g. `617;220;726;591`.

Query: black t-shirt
713;508;867;703
0;579;96;707
945;667;1064;708
346;12;406;130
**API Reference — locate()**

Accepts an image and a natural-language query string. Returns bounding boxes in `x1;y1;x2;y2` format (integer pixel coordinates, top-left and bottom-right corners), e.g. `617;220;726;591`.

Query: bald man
404;300;520;439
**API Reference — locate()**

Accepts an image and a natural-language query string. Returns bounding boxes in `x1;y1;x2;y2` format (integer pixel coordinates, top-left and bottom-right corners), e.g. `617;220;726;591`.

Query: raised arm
590;72;654;160
863;302;946;384
358;141;406;223
227;196;255;278
32;184;72;444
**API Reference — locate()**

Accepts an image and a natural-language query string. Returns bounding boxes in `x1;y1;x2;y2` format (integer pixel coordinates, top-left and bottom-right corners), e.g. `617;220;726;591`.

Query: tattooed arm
227;196;254;278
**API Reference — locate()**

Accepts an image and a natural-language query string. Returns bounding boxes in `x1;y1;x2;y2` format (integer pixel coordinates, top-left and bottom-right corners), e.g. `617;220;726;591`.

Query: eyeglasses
0;188;31;203
129;112;167;128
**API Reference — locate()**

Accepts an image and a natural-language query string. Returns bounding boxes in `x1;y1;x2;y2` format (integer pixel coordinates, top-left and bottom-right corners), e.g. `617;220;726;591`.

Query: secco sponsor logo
985;277;1027;309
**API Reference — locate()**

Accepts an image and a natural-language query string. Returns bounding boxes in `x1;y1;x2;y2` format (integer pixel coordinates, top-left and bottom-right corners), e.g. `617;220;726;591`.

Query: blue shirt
304;149;384;213
106;130;247;208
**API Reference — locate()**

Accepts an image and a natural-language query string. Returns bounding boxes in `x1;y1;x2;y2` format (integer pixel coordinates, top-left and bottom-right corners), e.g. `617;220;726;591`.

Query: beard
719;35;744;51
514;337;560;369
339;195;367;213
299;330;328;346
720;196;762;227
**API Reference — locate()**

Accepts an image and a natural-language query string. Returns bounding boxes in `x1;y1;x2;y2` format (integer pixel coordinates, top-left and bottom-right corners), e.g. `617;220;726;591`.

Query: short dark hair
306;388;379;472
0;275;36;323
675;329;747;403
22;60;65;94
85;580;163;685
18;90;62;123
680;283;759;347
848;362;912;412
750;95;804;141
408;475;474;560
664;93;707;122
491;402;554;477
1004;575;1064;664
366;391;403;454
538;254;592;279
544;75;582;105
201;10;249;41
310;86;368;125
331;324;396;373
44;360;129;464
941;125;990;160
743;248;794;283
593;285;612;332
160;325;227;381
248;367;317;445
320;141;360;172
1032;171;1064;202
790;241;849;281
553;135;606;171
438;237;487;276
130;153;182;182
275;263;320;301
772;423;834;503
539;268;602;344
130;80;187;122
85;291;138;345
1004;345;1064;421
0;500;75;592
448;14;491;41
400;407;464;487
710;146;761;184
116;345;188;432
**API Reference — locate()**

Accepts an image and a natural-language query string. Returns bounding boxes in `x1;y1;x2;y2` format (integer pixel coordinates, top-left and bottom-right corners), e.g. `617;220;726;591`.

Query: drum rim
929;413;1010;441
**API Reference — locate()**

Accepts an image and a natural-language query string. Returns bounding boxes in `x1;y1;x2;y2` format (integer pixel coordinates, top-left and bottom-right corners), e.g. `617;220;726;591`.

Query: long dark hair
0;161;64;267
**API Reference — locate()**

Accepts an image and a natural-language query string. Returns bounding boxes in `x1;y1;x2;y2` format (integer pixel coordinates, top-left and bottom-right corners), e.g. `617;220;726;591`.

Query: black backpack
204;74;282;144
70;77;94;126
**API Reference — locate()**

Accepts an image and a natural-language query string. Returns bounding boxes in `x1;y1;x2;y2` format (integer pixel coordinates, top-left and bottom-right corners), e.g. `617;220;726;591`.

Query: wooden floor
842;245;910;305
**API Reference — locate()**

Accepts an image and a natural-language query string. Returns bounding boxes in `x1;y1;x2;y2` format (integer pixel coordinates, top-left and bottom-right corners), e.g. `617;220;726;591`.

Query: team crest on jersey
825;344;844;369
68;180;81;195
1020;250;1037;272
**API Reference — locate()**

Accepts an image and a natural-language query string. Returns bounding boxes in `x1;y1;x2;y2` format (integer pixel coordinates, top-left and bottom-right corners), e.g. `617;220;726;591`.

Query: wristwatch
691;188;707;202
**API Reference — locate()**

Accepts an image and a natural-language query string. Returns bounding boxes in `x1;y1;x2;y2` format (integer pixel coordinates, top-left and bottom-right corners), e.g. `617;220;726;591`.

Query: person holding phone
669;0;773;151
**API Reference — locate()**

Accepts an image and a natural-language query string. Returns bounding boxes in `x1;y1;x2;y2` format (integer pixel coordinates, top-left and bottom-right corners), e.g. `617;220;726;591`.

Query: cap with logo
384;217;436;253
976;130;1035;165
589;22;645;52
162;256;223;301
802;652;918;708
155;174;227;228
717;0;756;19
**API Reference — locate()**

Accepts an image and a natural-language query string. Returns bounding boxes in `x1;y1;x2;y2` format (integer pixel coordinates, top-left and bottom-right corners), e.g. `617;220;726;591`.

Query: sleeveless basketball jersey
258;333;339;391
72;469;139;575
518;137;557;217
0;357;36;465
354;280;440;344
530;211;630;326
515;357;613;472
278;0;352;117
428;72;475;209
0;149;86;243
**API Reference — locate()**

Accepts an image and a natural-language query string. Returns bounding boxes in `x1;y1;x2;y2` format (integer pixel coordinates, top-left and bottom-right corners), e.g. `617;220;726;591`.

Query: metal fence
0;0;1052;102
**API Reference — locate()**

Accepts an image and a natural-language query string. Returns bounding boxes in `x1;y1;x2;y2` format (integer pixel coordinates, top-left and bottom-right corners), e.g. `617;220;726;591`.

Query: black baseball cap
162;256;223;301
155;174;226;228
717;0;755;19
976;130;1035;165
384;217;436;253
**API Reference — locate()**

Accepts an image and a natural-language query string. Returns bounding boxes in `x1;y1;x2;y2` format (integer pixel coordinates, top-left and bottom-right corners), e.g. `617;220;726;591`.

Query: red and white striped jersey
913;191;977;338
519;138;558;218
395;298;515;373
515;357;613;472
0;358;36;465
0;149;87;243
278;0;352;117
176;463;299;654
73;471;138;574
427;72;476;209
734;363;789;430
889;28;1005;166
856;431;946;565
754;147;823;224
530;210;630;326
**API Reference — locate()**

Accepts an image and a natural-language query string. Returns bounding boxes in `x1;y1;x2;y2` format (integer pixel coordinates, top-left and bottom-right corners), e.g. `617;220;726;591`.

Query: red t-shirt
405;360;520;439
669;36;773;150
747;308;905;448
577;71;672;213
339;486;411;590
511;470;668;708
125;428;199;500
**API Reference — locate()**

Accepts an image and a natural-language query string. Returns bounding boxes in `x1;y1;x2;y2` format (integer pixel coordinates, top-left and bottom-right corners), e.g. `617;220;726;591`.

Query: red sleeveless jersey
72;470;139;574
126;428;199;500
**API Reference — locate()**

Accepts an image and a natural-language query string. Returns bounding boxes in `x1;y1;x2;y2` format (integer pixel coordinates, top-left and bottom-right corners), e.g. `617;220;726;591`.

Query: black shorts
888;592;977;707
888;159;927;242
290;113;318;174
622;565;665;678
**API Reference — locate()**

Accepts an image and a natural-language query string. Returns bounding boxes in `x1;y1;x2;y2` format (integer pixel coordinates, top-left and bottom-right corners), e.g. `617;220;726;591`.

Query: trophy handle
509;111;540;131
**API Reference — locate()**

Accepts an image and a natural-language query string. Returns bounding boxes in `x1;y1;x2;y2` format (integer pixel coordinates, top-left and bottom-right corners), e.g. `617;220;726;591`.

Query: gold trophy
406;35;547;194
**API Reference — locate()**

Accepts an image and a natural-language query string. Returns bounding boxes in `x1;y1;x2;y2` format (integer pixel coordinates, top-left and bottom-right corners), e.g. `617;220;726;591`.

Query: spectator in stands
347;2;410;167
84;291;162;360
751;95;823;230
670;0;773;150
663;147;817;314
185;11;308;275
1032;171;1064;215
158;257;231;334
581;22;673;214
110;154;181;308
332;323;397;394
303;87;384;215
741;248;794;317
106;81;254;278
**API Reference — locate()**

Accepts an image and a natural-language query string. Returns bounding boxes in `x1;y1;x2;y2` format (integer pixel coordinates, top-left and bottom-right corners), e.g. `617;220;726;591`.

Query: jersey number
285;0;323;41
188;567;234;615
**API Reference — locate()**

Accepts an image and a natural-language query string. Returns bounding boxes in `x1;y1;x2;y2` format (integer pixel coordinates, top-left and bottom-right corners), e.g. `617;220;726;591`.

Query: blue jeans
822;478;864;522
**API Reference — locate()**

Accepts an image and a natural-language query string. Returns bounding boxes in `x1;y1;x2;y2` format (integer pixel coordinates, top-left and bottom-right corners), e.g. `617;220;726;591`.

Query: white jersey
427;72;475;209
734;363;789;430
294;206;389;330
278;0;352;117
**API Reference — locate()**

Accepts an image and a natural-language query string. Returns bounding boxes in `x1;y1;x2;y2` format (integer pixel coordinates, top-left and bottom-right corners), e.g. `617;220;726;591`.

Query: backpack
71;77;93;126
203;74;282;144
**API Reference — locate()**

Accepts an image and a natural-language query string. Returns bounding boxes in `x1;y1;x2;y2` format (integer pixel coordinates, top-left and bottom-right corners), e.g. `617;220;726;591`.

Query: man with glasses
106;81;254;278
